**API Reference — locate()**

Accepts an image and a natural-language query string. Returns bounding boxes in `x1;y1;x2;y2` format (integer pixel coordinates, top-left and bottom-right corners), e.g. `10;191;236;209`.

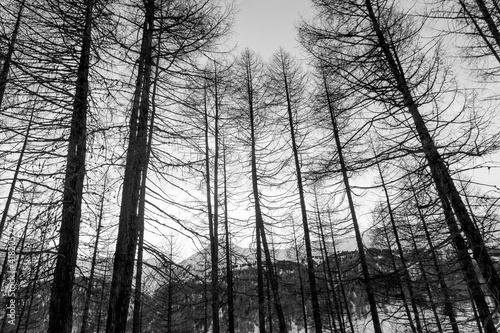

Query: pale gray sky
232;0;312;59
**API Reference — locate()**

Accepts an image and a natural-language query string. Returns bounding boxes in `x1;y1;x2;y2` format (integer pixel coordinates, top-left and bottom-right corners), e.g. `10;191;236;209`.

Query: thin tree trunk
222;138;235;333
245;58;287;333
205;64;221;333
281;54;322;333
323;73;383;333
203;73;221;333
256;219;267;333
212;67;221;333
48;1;93;331
202;81;215;333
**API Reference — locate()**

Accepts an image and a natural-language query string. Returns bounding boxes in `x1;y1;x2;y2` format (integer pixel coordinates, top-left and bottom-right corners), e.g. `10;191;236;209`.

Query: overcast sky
231;0;312;60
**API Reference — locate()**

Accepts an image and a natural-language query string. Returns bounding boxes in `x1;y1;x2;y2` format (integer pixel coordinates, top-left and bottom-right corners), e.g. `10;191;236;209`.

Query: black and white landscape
0;0;499;332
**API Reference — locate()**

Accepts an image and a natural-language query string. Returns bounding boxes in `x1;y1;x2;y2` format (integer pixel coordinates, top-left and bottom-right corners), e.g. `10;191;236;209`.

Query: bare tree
299;0;500;314
268;48;323;333
106;1;232;331
232;49;287;333
319;71;383;333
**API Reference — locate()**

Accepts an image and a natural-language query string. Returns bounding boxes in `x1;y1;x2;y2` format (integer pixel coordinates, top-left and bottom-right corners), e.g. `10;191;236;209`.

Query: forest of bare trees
0;0;499;332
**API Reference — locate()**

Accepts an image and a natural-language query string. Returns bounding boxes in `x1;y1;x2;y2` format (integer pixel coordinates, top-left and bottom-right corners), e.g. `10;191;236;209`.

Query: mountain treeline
0;0;499;333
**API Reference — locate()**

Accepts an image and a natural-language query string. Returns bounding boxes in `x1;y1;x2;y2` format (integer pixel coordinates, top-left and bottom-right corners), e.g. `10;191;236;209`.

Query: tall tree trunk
203;64;221;333
245;57;287;333
323;73;383;333
364;0;500;306
281;54;322;333
48;1;93;331
106;1;154;332
0;0;25;108
222;138;235;333
212;67;221;333
132;27;160;333
203;76;221;333
202;80;215;333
